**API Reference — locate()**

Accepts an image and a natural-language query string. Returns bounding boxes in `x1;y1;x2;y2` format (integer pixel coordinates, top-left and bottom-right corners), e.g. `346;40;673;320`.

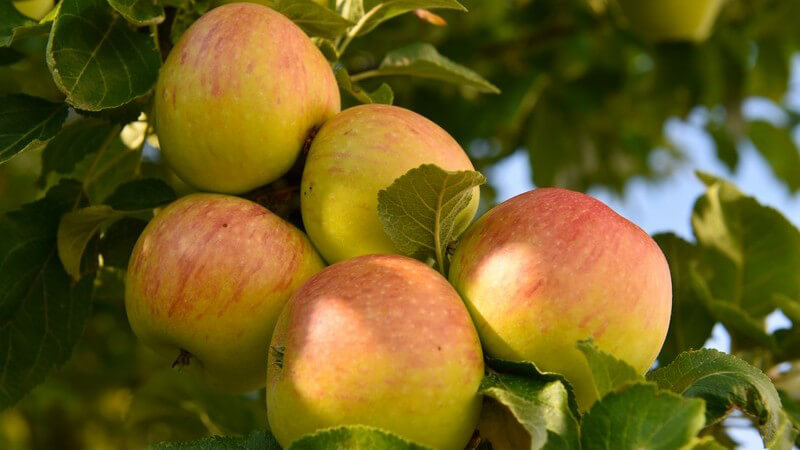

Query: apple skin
214;0;329;7
155;3;340;194
618;0;724;42
125;194;324;392
449;188;671;410
267;254;484;450
301;104;479;263
13;0;54;19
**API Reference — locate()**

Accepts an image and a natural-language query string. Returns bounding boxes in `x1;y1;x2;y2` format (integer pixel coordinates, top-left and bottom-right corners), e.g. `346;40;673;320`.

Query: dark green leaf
108;0;165;26
97;217;146;269
647;349;783;446
150;431;280;450
690;436;728;450
0;180;94;409
57;205;123;280
270;0;353;39
0;0;51;47
0;47;24;65
334;63;394;104
706;120;738;172
580;383;706;450
288;426;431;450
365;43;499;93
691;173;800;317
355;0;465;36
0;94;68;163
780;390;800;432
71;133;140;203
705;299;776;350
39;117;116;185
576;338;642;401
479;360;580;450
46;0;162;110
654;233;716;365
748;121;800;193
104;178;176;211
377;163;485;272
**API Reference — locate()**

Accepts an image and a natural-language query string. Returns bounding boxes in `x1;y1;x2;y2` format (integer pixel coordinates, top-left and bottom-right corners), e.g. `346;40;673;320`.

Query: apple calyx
172;349;193;369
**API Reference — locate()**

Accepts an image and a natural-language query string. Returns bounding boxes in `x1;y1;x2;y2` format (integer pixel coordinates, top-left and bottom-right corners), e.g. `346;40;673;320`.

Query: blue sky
483;55;800;449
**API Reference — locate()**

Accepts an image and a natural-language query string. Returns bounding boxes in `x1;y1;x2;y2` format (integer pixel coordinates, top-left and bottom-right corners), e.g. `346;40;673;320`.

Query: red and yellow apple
618;0;725;42
301;104;478;263
125;194;324;392
267;254;484;450
155;3;340;194
449;188;672;409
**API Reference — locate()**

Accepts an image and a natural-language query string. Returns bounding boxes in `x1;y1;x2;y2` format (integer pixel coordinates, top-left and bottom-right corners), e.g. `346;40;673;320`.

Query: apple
125;194;324;392
301;104;479;263
214;0;329;8
449;188;672;410
618;0;725;42
12;0;54;20
266;254;484;450
155;3;340;194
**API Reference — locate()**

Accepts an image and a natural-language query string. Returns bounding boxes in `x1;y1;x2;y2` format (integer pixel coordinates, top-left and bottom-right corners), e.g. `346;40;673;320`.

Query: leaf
0;47;24;65
355;0;465;36
150;430;280;449
97;217;146;269
0;94;68;164
104;178;176;211
39;118;116;185
576;338;642;401
377;164;485;272
704;299;776;350
336;0;364;23
748;121;800;193
270;0;353;39
647;349;783;446
479;359;580;450
580;383;706;450
46;0;162;110
0;0;52;47
334;63;393;104
691;173;800;317
108;0;165;26
288;426;432;450
368;43;499;93
706;120;738;172
73;132;140;203
0;180;95;409
653;234;716;365
57;205;124;280
780;390;800;431
690;436;728;450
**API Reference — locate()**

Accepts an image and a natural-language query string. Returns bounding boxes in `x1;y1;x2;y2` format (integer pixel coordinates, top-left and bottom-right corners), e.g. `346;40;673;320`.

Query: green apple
267;254;484;450
449;188;672;410
125;194;324;392
155;3;340;194
301;104;479;263
13;0;54;20
618;0;725;42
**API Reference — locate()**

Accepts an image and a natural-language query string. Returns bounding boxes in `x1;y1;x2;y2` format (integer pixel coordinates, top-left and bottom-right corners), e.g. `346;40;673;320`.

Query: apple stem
172;349;192;369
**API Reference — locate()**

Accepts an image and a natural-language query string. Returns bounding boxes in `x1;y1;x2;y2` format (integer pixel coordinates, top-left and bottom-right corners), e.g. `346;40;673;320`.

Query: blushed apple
267;254;484;450
618;0;724;42
449;188;672;410
301;104;478;263
125;194;324;392
155;3;340;194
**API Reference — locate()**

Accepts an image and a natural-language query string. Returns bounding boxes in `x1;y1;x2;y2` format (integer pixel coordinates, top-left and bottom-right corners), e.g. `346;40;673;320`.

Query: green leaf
647;349;783;446
0;47;24;65
773;294;800;324
748;121;800;193
0;94;68;164
104;178;176;211
653;234;716;365
57;205;124;280
108;0;165;26
39;117;116;185
288;426;432;450
270;0;353;39
691;173;800;317
336;0;364;23
355;0;465;36
334;63;394;104
97;217;146;269
690;436;728;450
377;163;485;272
150;431;280;450
363;43;499;93
576;338;642;401
704;299;776;350
580;383;706;450
479;360;580;450
312;37;339;61
780;390;800;431
0;180;95;409
0;0;52;47
46;0;162;110
706;120;738;172
73;132;140;203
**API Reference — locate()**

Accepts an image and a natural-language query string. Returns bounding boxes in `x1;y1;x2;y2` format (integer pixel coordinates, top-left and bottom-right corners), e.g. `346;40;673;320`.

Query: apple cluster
125;4;673;449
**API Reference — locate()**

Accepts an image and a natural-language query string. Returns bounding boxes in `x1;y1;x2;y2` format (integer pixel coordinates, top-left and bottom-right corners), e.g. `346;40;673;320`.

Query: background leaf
104;177;176;211
576;339;643;401
271;0;353;39
46;0;161;110
377;164;485;271
38;117;115;184
748;120;800;193
355;0;465;36
107;0;165;26
0;94;67;163
150;430;280;450
288;426;431;450
334;63;394;104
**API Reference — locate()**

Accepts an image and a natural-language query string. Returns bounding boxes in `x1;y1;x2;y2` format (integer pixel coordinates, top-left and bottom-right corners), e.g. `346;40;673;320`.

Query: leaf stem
337;4;384;56
350;69;381;82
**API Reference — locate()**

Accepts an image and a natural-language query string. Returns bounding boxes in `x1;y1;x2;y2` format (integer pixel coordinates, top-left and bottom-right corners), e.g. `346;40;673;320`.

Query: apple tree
1;0;800;449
